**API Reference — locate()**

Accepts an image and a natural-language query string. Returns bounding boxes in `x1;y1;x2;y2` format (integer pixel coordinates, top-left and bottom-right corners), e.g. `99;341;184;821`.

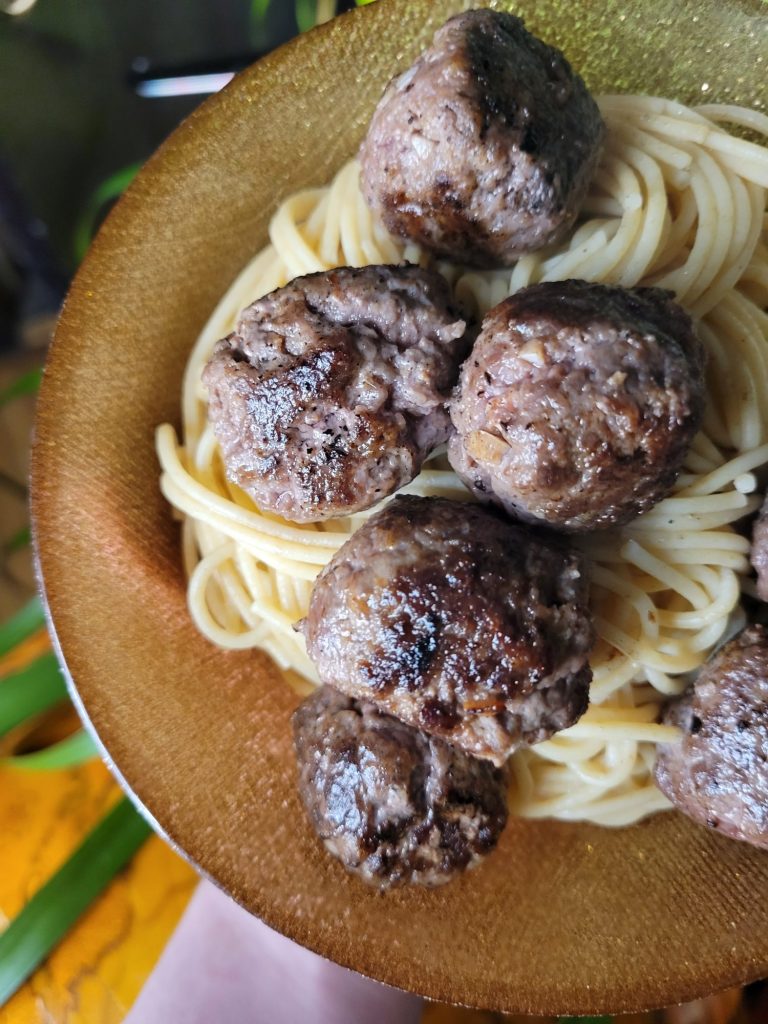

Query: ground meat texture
202;265;467;523
751;495;768;601
448;280;706;532
655;625;768;849
301;495;594;766
293;686;508;888
359;10;605;268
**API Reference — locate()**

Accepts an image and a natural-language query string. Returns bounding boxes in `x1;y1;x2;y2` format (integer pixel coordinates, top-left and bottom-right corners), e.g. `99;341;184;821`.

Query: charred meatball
449;280;705;532
751;496;768;601
301;495;594;766
293;686;508;888
655;625;768;849
202;265;468;523
359;10;605;268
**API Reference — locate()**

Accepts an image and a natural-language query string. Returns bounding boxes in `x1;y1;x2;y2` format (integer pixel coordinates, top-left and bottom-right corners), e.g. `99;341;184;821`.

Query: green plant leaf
294;0;317;33
73;163;141;265
0;797;152;1008
354;0;376;5
4;526;31;555
557;1017;613;1023
249;0;273;46
250;0;272;23
0;597;45;661
0;368;42;408
3;730;97;772
0;654;67;738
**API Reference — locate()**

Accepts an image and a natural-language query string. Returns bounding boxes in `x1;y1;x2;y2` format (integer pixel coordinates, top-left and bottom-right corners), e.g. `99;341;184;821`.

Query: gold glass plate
31;0;768;1015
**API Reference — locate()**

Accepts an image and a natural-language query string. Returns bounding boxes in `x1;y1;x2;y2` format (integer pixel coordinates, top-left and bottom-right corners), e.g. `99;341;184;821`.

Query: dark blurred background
0;0;359;353
2;6;768;1022
0;0;358;619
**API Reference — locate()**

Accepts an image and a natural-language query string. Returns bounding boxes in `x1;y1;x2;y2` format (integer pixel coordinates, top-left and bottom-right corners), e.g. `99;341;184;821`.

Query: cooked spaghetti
157;94;768;827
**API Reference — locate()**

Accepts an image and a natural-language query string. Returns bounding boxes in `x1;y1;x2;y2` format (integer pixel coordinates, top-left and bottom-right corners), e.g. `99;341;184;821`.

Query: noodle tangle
157;95;768;827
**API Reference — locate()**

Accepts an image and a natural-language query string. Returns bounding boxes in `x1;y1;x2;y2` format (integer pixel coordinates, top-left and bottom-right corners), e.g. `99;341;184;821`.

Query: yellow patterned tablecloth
0;758;197;1024
0;356;197;1023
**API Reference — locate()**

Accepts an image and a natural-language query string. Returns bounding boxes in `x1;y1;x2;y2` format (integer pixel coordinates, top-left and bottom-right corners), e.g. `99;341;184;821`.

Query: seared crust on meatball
202;265;467;523
750;496;768;602
655;625;768;849
359;10;605;267
302;495;594;766
293;686;509;888
449;280;705;531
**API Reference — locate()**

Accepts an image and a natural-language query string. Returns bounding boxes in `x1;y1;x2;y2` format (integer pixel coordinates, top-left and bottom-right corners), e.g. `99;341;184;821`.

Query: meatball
750;495;768;601
293;686;508;888
202;265;467;523
655;625;768;849
359;10;605;268
301;495;594;766
448;280;706;532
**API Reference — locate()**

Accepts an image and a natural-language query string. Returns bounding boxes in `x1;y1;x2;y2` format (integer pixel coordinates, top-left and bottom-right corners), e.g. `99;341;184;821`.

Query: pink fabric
126;880;425;1024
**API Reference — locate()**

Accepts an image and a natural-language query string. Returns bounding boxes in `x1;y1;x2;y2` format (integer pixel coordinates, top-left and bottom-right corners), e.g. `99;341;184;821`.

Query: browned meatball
301;495;594;766
751;496;768;601
448;281;706;532
202;265;467;523
655;625;768;849
359;10;605;268
293;686;508;888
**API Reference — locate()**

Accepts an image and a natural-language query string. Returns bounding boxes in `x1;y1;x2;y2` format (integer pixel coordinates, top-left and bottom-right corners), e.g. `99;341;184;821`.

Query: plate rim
30;0;768;1013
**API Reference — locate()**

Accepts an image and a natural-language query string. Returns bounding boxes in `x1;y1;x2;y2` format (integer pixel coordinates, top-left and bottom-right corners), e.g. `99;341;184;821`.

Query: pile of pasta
157;95;768;827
